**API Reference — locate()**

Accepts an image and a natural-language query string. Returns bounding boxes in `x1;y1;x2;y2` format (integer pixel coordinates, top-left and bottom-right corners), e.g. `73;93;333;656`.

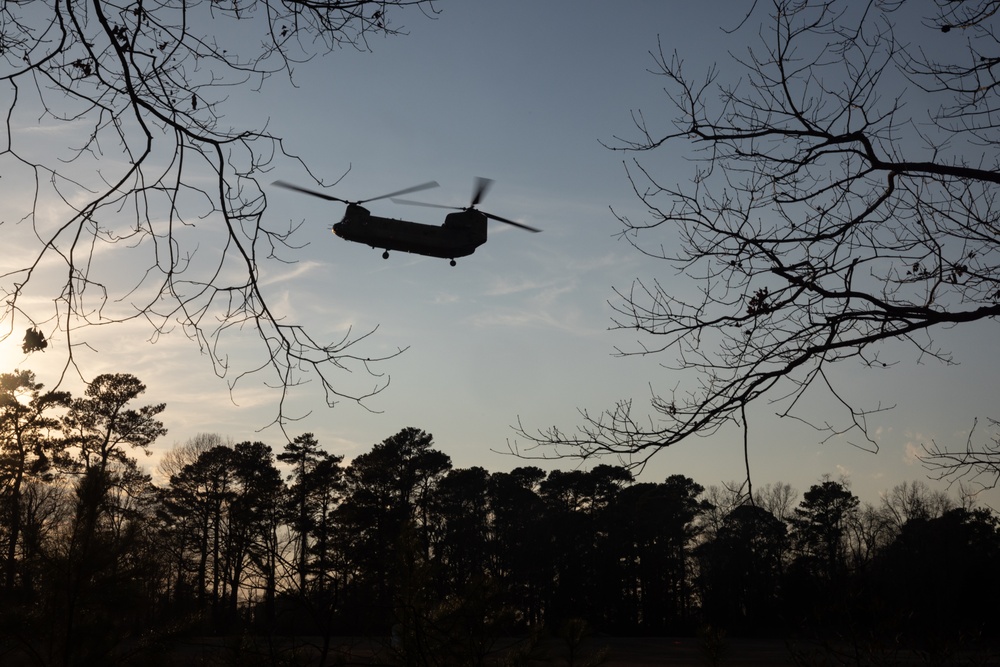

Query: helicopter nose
332;222;341;236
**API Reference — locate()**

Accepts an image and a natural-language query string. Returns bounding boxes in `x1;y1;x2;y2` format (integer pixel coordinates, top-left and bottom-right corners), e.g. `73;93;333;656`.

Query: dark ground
120;634;1000;666
129;635;795;665
5;634;999;666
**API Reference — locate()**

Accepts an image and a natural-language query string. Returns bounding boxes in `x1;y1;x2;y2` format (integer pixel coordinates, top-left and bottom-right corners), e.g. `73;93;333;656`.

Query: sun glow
1;330;50;377
0;334;23;375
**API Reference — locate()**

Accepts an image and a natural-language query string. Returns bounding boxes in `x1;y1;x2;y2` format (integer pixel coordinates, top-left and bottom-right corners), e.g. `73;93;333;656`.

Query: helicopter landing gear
382;250;389;259
450;259;456;267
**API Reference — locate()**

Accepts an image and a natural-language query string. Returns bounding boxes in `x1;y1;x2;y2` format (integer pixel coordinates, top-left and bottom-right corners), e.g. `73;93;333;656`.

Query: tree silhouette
157;433;233;486
427;466;492;594
1;1;438;427
486;467;548;628
0;371;70;593
697;504;787;635
782;479;860;638
872;507;1000;654
160;444;237;613
539;466;632;627
790;480;858;581
303;455;346;598
603;475;707;633
516;0;1000;470
54;372;167;664
3;406;995;660
160;440;285;630
336;427;451;631
227;441;285;626
62;372;167;574
278;432;342;595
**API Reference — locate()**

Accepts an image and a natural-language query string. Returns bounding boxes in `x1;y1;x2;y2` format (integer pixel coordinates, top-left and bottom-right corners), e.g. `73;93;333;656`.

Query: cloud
469;309;562;330
467;282;603;337
904;441;922;465
483;274;563;298
259;260;323;286
901;429;933;466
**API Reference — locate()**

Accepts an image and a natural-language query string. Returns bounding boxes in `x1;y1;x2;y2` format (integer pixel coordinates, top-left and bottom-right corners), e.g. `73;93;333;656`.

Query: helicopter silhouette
273;177;539;266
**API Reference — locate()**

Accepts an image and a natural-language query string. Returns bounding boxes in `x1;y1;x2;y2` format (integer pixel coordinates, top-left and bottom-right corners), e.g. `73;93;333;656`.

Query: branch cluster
518;0;1000;468
1;0;436;427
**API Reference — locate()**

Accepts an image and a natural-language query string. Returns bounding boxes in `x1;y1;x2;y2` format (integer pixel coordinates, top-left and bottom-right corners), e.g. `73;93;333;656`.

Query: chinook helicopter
273;177;539;266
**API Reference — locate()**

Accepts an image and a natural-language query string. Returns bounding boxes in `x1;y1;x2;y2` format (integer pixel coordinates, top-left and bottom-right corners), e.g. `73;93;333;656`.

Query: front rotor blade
272;180;349;204
362;181;440;204
391;198;462;210
486;212;541;232
471;177;494;207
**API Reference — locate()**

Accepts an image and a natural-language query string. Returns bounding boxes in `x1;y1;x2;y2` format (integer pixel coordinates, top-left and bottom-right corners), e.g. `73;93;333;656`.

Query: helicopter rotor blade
272;180;350;204
485;211;541;232
391;198;462;210
471;177;494;207
361;181;440;204
394;178;541;232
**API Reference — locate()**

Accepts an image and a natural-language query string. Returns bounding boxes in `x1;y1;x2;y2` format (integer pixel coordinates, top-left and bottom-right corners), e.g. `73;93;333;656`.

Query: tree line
1;370;996;666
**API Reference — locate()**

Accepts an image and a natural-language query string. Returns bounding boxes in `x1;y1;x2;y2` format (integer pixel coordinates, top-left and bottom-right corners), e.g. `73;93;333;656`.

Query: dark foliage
0;386;993;664
870;508;1000;651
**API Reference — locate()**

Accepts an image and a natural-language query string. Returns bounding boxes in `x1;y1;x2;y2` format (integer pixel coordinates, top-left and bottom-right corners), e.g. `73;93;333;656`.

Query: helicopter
273;177;540;266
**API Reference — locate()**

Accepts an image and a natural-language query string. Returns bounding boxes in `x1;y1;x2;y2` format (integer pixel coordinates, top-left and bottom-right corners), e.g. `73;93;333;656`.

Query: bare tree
753;482;798;524
1;1;438;427
878;479;955;528
156;432;233;483
699;482;745;541
921;418;1000;490
516;0;1000;469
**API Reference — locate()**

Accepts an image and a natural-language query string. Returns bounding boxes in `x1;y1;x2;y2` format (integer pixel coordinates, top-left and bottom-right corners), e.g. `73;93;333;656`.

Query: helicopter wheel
382;250;389;260
450;259;456;267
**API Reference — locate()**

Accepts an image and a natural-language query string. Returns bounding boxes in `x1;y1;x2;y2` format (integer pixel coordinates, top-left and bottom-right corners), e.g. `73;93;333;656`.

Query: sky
4;1;999;507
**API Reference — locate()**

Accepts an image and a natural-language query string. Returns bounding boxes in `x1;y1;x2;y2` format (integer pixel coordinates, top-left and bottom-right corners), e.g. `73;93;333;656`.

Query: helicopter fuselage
333;204;488;260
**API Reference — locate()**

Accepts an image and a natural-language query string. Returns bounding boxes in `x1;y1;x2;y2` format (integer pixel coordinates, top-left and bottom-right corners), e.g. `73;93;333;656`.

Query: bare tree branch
1;0;438;430
922;418;1000;491
515;0;1000;473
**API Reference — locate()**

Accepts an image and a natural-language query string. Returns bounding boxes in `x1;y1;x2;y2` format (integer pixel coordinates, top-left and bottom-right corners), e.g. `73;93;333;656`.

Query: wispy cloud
484;276;552;297
904;441;922;465
464;272;599;336
259;260;323;286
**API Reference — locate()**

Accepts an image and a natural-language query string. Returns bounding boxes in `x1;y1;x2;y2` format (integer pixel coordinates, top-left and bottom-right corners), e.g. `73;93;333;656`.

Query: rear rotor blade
361;181;440;204
471;177;494;207
485;211;541;233
272;180;350;204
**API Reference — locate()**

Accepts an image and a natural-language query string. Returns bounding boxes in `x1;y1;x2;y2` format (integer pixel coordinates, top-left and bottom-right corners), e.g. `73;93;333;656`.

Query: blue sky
4;1;998;506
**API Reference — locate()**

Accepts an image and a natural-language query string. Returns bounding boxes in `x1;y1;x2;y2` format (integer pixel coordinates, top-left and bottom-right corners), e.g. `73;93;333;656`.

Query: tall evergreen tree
278;433;343;595
790;480;859;580
57;373;166;664
604;475;707;633
486;467;548;628
161;445;238;614
539;466;633;627
428;466;492;593
225;441;285;625
0;370;69;593
872;508;1000;650
337;427;451;631
697;504;788;634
